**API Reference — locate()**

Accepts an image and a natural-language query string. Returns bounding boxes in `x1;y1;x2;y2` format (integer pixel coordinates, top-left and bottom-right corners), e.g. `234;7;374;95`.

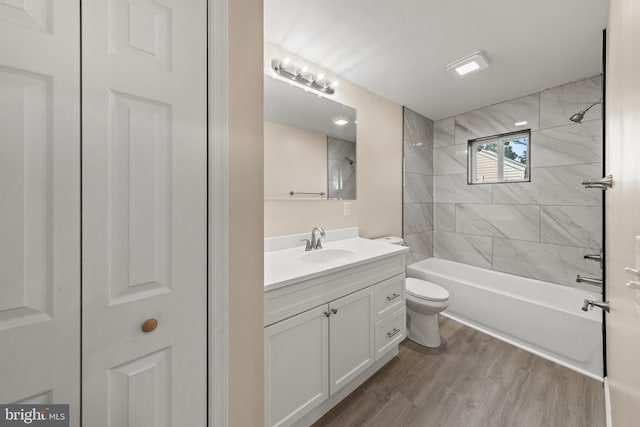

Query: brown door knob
141;318;158;333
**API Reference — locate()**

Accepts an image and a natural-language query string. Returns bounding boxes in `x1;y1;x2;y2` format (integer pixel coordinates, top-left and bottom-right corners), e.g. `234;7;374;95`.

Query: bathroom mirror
264;75;357;200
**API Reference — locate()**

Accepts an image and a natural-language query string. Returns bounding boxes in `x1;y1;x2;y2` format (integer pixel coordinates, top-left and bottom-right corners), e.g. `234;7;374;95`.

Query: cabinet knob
331;308;338;314
324;311;330;317
141;318;158;333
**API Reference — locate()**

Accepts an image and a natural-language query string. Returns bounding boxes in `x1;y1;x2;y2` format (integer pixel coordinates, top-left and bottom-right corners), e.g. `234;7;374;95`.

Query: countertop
264;237;409;291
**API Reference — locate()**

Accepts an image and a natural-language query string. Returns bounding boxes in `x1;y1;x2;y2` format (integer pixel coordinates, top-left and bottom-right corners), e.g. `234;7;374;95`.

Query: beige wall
264;121;327;200
229;0;264;425
606;0;640;424
264;42;403;239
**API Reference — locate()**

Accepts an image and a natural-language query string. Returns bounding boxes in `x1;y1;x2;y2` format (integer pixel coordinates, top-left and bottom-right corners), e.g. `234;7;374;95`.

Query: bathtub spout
581;299;590;312
582;299;610;313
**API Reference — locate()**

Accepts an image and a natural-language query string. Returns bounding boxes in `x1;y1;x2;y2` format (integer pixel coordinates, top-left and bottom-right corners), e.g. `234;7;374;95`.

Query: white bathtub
407;257;603;380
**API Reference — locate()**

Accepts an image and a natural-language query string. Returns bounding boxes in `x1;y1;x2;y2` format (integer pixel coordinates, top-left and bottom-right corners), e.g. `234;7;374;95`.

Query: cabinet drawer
374;307;406;361
374;274;405;321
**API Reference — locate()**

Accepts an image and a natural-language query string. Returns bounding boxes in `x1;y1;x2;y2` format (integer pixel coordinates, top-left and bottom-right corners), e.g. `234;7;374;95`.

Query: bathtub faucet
582;299;610;313
583;252;604;269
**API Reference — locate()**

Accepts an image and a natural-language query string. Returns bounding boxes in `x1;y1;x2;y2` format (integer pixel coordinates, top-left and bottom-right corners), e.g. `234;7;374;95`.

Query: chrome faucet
582;299;610;313
583;252;604;269
300;239;312;251
310;227;326;250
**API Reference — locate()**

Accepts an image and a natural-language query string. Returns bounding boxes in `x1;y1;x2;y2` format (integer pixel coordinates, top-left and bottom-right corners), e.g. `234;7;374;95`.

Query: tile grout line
539;205;543;244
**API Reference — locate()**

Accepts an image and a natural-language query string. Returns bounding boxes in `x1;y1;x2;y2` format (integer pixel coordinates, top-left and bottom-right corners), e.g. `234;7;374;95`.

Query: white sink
264;233;410;290
301;248;356;264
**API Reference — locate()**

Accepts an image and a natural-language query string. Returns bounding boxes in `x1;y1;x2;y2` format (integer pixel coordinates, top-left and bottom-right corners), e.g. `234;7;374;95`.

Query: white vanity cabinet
264;250;406;427
265;287;375;427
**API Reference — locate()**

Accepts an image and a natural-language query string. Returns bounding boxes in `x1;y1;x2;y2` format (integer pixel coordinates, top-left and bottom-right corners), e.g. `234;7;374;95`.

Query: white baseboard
604;376;612;427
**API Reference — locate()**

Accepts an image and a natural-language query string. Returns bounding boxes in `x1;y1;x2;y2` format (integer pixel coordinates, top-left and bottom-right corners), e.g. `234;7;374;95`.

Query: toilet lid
406;278;449;302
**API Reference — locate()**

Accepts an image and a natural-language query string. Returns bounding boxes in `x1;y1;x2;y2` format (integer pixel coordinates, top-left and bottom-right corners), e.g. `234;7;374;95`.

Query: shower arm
579;100;601;115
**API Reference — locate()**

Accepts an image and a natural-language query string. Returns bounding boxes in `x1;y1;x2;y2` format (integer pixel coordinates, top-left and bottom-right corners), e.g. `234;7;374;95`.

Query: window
468;130;530;184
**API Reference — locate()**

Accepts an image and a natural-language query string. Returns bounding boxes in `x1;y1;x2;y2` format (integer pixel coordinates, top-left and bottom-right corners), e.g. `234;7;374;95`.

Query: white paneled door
605;1;640;424
0;0;81;424
82;0;207;425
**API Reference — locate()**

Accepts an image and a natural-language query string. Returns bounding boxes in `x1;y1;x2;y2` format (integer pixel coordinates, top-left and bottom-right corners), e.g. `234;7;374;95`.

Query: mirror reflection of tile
328;136;356;200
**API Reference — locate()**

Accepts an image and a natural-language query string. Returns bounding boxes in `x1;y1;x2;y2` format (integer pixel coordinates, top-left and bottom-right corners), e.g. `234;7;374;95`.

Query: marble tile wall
403;107;434;264
432;76;603;290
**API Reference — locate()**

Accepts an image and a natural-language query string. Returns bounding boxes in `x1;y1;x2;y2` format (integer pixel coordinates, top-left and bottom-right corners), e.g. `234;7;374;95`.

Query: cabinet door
265;305;329;427
329;287;375;395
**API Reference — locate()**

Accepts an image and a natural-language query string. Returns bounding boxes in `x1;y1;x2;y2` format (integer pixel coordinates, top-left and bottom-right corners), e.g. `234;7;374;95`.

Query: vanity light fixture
333;119;349;126
272;58;337;95
514;121;528;126
446;51;490;78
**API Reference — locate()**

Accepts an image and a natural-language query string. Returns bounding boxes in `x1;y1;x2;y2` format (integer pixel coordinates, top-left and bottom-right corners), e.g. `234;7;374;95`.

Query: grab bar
581;175;613;190
576;275;603;286
289;191;326;197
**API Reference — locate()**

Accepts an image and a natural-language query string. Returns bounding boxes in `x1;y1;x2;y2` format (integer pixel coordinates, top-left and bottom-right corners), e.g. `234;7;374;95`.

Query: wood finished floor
313;317;604;427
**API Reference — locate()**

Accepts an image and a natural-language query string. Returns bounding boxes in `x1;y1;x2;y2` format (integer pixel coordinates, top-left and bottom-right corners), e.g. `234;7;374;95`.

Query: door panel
107;91;172;305
82;0;207;425
329;287;375;395
109;347;172;427
0;1;52;33
0;1;80;423
605;1;640;423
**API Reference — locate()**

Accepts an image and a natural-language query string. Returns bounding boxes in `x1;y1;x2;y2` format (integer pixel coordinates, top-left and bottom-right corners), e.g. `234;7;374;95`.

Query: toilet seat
406;278;449;302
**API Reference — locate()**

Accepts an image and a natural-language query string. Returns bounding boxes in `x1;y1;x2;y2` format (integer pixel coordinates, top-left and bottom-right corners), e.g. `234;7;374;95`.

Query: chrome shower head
569;99;603;123
570;111;586;123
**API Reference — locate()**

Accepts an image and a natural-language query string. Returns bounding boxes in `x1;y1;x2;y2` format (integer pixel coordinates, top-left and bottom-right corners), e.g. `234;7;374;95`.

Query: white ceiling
265;0;609;120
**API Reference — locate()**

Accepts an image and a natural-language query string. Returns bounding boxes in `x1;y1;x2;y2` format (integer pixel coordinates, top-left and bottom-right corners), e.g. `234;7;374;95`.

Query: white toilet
375;236;450;348
405;277;449;348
